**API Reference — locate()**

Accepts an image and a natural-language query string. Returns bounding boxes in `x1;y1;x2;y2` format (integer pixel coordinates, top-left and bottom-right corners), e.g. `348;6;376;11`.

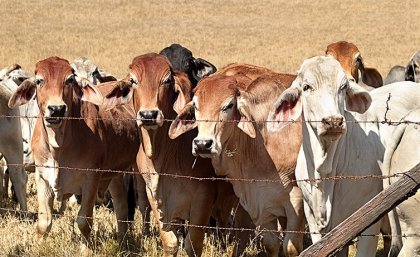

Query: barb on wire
1;163;408;184
0;206;417;238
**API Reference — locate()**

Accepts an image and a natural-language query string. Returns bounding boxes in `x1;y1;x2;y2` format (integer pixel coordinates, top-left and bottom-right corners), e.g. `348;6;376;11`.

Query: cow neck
140;109;197;173
219;124;278;180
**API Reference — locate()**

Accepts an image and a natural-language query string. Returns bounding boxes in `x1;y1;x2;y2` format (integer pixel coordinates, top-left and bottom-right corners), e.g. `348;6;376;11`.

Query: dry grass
0;1;418;256
0;1;419;78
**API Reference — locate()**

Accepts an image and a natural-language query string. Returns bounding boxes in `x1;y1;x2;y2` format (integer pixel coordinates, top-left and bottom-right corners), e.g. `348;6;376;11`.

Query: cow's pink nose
321;115;344;128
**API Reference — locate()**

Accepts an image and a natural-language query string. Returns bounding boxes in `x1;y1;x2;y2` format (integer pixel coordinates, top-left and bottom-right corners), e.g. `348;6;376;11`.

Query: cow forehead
72;57;97;73
130;53;171;80
299;56;345;87
35;56;73;80
194;76;237;113
326;41;359;59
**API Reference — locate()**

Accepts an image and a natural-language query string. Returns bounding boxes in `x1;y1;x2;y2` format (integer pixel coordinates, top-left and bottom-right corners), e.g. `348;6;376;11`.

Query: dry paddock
0;0;419;256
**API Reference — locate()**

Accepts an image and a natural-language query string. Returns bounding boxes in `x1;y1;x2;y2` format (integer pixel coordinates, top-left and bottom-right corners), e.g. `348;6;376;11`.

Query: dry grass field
0;0;419;256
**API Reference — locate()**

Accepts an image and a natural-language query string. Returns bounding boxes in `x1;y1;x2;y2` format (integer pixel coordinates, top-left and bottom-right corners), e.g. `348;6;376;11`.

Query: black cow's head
159;43;217;87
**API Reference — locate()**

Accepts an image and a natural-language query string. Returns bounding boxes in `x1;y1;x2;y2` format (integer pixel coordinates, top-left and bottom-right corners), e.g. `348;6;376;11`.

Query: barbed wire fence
0;106;419;250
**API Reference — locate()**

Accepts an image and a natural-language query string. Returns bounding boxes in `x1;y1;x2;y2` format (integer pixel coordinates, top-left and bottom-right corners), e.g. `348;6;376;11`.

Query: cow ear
267;80;302;132
97;70;118;83
8;78;36;108
345;81;372;113
405;63;415;82
236;95;256;138
173;74;190;114
102;80;134;110
75;80;104;106
361;67;383;88
169;101;197;139
193;58;217;80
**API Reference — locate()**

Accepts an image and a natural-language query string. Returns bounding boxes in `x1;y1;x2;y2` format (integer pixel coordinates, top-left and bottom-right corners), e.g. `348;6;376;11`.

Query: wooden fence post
299;162;420;257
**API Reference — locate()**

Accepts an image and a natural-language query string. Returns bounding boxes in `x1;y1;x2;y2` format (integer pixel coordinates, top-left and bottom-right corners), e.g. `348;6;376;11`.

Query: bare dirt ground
0;0;418;256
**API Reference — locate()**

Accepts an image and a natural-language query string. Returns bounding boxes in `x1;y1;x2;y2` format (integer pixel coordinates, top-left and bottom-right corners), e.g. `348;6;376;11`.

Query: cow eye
302;84;313;92
129;73;138;86
35;78;44;86
66;75;76;85
222;103;234;112
162;73;172;87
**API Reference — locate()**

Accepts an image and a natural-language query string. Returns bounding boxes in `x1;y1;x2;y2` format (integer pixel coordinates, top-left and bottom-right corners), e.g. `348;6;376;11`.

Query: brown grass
0;1;419;78
0;1;418;256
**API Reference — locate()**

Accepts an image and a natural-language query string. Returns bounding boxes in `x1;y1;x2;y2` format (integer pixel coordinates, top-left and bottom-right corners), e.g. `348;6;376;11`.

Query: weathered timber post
299;162;420;257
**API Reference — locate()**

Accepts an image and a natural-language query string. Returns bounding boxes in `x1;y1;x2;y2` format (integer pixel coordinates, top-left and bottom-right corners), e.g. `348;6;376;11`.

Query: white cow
268;56;420;256
0;81;27;210
381;108;420;257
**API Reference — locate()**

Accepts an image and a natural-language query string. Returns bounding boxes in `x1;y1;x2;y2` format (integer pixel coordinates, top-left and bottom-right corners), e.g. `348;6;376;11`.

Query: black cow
159;43;217;87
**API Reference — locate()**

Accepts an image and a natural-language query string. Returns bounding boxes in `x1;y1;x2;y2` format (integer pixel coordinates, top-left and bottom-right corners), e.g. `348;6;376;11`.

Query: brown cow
103;53;252;256
8;57;139;250
168;67;305;257
326;41;383;89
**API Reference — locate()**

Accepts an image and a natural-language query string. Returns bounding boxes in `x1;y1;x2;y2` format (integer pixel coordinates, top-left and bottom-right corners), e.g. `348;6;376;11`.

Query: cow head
8;56;103;147
104;53;191;131
405;50;420;82
326;41;382;89
160;43;217;87
71;57;117;86
168;74;254;157
268;56;371;175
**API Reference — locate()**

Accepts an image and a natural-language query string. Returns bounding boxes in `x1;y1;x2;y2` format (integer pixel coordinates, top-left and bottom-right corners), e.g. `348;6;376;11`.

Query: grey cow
384;51;420;84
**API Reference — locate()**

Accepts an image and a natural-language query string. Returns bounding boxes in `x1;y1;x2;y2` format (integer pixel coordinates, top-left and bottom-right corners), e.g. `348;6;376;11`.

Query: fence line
1;114;420;126
1;163;408;184
0;206;417;238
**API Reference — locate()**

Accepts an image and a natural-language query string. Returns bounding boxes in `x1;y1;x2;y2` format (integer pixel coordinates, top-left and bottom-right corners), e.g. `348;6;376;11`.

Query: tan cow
103;53;252;256
326;41;383;90
168;67;305;257
8;57;139;250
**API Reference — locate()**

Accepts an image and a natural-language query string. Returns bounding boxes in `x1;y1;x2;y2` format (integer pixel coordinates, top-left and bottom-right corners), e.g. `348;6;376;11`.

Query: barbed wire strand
1;163;410;184
0;206;417;238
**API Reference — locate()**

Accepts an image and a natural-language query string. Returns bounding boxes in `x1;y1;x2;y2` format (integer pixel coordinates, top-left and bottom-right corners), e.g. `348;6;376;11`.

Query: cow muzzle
192;138;218;157
45;104;67;127
137;109;164;129
318;115;346;140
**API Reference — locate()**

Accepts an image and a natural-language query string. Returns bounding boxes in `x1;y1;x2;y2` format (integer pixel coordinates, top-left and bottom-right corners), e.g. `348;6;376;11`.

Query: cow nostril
321;117;331;126
204;140;213;149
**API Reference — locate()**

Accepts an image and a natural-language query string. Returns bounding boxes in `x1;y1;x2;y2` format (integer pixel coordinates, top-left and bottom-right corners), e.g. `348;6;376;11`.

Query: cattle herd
0;42;419;257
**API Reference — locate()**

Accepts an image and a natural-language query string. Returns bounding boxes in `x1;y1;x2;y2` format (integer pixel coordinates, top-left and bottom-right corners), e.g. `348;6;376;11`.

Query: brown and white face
168;74;255;158
406;50;420;82
103;53;190;130
8;57;103;129
268;56;371;143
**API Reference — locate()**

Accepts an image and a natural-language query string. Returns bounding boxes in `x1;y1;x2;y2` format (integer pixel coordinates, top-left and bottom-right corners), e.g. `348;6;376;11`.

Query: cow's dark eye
66;75;76;85
302;84;313;92
222;103;234;112
162;73;172;87
35;78;44;87
340;81;348;91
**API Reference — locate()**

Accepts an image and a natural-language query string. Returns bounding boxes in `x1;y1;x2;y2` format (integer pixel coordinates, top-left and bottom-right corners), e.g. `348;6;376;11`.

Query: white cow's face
297;58;349;141
268;56;372;174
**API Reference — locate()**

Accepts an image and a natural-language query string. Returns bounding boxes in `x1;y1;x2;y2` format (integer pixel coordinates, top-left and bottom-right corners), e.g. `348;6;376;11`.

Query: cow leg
185;203;213;257
3;147;27;211
77;176;100;248
397;194;420;257
35;169;54;239
260;221;281;257
355;220;380;257
231;203;254;257
0;160;4;203
381;209;402;257
135;173;151;235
282;186;304;257
107;176;129;239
